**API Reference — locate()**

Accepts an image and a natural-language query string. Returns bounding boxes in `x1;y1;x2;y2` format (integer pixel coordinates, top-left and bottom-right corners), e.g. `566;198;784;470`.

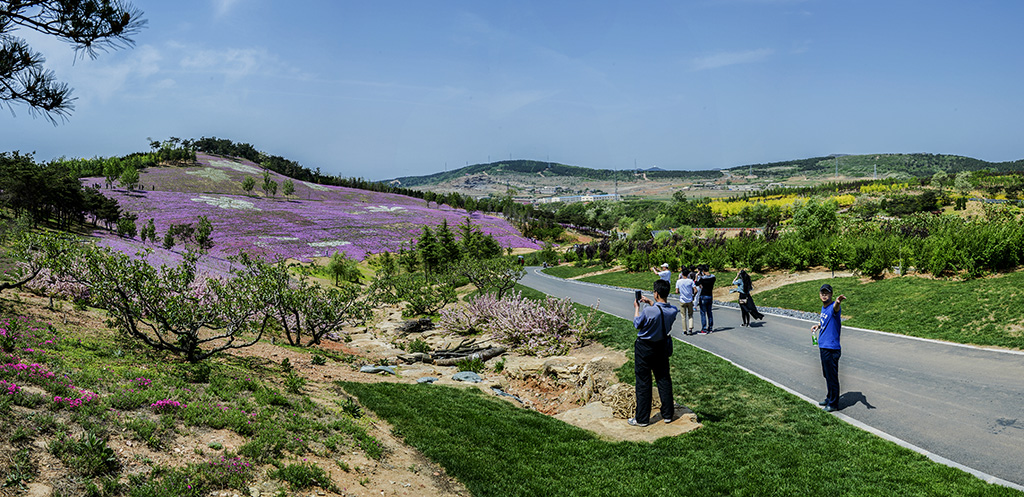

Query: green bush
49;431;119;477
456;357;485;373
269;461;337;491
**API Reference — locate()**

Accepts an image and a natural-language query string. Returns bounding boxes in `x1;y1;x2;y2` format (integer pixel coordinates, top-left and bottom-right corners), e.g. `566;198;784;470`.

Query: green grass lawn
540;264;611;279
341;309;1017;496
756;271;1024;350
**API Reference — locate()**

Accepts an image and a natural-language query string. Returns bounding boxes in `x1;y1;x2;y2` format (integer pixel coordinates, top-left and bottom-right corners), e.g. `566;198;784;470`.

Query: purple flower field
84;153;540;273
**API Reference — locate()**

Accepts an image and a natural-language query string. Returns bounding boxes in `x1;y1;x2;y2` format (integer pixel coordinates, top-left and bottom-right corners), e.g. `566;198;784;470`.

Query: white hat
661;263;669;268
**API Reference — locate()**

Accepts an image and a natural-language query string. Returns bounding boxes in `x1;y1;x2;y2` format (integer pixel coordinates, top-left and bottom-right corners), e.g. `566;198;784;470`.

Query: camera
635;290;642;302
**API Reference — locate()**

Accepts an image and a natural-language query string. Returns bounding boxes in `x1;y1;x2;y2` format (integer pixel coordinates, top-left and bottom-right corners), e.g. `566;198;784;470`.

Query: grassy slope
755;272;1024;350
341;289;1017;496
539;265;612;279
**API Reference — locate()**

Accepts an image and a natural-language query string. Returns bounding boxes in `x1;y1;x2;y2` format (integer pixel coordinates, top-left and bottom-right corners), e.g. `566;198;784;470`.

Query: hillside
387;160;721;188
386;154;1024;201
84;153;541;273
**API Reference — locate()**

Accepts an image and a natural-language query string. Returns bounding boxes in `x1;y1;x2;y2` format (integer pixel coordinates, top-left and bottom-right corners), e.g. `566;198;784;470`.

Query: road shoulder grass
756;271;1024;350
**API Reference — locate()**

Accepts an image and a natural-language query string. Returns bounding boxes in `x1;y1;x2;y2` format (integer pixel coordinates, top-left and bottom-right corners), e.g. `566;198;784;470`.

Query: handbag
738;299;748;305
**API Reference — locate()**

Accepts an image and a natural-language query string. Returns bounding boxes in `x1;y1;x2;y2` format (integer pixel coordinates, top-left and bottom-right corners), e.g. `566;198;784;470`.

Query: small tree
954;171;973;197
242;176;256;195
52;246;272;362
261;171;277;197
162;230;175;250
119;165;139;191
452;257;525;299
116;215;137;239
195;216;214;251
141;218;157;244
326;251;361;286
237;254;371;346
282;179;295;198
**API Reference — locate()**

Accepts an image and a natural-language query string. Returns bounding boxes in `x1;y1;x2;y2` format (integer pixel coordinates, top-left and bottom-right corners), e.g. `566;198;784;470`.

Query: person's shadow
838;391;875;410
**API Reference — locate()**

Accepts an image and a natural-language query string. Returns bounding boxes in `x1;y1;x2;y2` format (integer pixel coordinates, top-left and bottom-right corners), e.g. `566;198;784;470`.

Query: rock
398;317;435;333
452;371;482;383
359;365;396;375
417;377;439;384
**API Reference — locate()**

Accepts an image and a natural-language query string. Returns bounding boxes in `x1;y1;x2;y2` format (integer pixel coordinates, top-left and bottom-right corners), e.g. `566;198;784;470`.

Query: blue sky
5;0;1024;179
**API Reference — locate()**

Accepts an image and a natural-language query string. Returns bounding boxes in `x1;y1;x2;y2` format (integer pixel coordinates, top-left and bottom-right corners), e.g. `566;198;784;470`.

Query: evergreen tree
242;176;256;194
417;226;442;275
1;0;146;122
437;219;460;263
282;179;295;198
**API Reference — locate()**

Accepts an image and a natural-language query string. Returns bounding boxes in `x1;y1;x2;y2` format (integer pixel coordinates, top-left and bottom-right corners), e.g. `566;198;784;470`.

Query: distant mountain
386;160;719;187
389;154;1024;188
731;153;1024;178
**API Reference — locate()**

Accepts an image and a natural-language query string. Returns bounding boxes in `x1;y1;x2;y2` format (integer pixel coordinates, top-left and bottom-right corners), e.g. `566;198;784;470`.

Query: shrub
284;373;306;394
269;461;337;492
407;338;430;354
311;354;327;366
456;357;485;373
440;291;598;356
49;431;119;476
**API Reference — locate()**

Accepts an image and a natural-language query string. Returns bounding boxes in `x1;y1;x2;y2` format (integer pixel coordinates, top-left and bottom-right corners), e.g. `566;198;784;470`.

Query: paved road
521;267;1024;490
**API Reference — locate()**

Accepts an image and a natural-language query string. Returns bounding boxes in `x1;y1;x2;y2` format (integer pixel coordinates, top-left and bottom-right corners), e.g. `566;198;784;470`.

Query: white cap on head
661;263;669;268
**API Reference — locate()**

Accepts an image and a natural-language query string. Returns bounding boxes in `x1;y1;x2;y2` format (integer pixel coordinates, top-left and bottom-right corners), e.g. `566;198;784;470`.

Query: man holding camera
629;279;679;427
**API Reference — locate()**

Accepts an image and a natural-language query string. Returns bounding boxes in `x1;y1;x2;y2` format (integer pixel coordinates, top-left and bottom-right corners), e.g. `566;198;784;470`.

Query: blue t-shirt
634;302;679;341
817;301;841;350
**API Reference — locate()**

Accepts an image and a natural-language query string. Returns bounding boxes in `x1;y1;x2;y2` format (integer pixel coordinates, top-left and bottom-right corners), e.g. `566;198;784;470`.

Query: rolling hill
84;153;541;275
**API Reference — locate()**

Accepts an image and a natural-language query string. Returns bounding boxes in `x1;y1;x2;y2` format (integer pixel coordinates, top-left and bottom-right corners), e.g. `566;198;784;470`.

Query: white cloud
692;48;774;71
212;0;243;18
179;47;310;81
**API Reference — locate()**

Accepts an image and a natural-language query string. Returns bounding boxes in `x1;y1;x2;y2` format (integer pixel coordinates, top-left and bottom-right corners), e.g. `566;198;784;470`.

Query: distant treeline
1;151;124;232
389;160;721;188
739;153;1024;178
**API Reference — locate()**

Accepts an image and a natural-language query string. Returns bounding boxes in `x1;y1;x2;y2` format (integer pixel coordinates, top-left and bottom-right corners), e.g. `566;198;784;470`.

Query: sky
4;0;1024;180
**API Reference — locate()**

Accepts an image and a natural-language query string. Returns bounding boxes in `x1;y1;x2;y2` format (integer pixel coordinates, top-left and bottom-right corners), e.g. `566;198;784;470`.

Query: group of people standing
632;264;847;427
650;263;763;334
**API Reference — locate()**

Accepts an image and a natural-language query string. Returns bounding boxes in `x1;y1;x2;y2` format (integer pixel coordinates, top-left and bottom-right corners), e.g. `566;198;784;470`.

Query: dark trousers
698;295;714;330
820;348;842;409
634;338;674;423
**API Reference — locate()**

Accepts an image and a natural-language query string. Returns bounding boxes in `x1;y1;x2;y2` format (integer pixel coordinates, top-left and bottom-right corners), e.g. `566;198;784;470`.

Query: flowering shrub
151;399;187;412
1;362;56;382
53;389;101;409
1;379;20;395
132;377;153;389
440;291;599;356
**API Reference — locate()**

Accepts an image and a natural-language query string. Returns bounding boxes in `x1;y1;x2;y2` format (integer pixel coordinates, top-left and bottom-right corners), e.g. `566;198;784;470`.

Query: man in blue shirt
629;279;680;426
812;283;846;412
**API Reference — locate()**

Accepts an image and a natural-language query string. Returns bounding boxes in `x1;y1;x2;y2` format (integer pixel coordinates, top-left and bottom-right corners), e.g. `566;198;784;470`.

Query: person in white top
650;263;671;282
675;271;697;334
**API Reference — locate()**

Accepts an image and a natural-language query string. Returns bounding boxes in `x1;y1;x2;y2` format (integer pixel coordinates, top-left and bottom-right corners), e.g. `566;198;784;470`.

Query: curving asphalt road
521;267;1024;491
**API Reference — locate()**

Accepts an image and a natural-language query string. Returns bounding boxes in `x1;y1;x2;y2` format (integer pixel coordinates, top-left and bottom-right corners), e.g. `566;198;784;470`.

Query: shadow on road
839;391;876;410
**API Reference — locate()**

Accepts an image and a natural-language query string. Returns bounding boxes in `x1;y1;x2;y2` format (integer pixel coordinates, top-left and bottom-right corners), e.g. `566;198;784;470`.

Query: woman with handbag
730;269;765;326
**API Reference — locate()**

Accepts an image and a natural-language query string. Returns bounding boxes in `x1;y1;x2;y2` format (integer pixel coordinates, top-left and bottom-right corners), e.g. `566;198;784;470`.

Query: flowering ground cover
84;153;540;270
